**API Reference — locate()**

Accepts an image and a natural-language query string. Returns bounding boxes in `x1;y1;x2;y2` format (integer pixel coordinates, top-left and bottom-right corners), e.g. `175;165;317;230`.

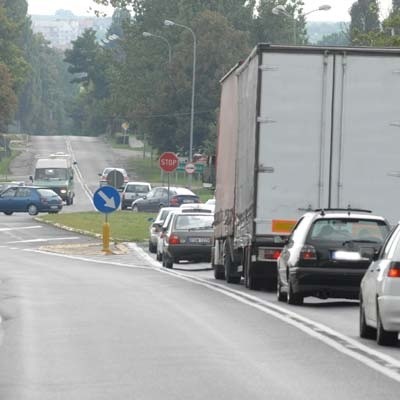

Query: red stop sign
159;152;179;172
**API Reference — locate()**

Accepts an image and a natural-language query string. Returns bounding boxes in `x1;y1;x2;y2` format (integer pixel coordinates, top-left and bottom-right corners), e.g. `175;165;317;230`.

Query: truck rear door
256;50;334;235
329;52;400;224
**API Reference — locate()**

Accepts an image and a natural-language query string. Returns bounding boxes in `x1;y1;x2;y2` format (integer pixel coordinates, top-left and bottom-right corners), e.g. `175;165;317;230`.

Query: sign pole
103;213;112;254
93;186;121;255
167;172;170;205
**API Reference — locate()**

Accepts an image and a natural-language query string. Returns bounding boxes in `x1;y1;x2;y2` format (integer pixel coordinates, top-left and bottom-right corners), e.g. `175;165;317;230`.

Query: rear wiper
342;239;378;245
188;226;212;231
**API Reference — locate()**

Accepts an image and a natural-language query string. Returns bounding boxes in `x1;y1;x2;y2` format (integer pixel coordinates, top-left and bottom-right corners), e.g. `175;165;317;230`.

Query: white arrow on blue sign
93;186;121;213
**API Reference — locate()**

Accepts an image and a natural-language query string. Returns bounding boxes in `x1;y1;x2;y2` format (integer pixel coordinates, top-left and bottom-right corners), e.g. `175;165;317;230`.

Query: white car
121;181;151;210
360;223;400;346
148;207;176;254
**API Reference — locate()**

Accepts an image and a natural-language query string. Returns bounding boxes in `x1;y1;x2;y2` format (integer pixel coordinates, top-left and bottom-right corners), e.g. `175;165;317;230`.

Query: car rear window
174;214;214;230
308;218;389;243
37;189;58;197
126;184;150;193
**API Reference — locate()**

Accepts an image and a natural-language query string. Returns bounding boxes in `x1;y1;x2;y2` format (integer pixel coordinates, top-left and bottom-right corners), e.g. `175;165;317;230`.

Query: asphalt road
0;136;399;398
0;217;400;399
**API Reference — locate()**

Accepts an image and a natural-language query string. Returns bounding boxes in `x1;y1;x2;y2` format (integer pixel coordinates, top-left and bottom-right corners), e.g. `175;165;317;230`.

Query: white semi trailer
212;44;400;290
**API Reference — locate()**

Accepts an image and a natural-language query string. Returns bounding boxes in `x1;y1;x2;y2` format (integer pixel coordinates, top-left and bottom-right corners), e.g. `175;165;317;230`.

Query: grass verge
38;211;156;242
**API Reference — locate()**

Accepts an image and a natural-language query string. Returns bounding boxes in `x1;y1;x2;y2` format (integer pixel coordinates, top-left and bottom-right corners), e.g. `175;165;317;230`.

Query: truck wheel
213;264;225;280
224;254;240;284
244;248;260;290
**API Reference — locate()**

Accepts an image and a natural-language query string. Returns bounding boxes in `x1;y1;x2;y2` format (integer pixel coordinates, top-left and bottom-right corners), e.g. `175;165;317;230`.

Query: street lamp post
272;4;331;45
142;32;172;64
164;19;196;167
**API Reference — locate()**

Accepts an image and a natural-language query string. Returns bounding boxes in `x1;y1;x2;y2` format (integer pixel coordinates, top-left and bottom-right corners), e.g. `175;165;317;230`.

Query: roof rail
315;208;372;216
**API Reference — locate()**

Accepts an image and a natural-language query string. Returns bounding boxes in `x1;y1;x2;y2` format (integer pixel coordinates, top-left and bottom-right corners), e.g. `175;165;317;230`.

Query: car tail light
300;245;317;260
388;262;400;278
264;248;282;260
168;234;181;245
169;196;179;206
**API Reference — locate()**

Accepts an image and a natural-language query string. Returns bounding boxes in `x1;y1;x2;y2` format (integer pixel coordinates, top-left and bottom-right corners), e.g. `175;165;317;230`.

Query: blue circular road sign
93;186;121;213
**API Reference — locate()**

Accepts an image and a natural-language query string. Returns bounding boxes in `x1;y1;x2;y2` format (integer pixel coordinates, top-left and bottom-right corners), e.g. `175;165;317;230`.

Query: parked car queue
145;204;400;348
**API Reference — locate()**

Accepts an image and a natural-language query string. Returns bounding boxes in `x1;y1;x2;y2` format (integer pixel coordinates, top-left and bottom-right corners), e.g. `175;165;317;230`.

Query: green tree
252;0;306;45
0;0;29;129
0;64;17;131
350;0;380;44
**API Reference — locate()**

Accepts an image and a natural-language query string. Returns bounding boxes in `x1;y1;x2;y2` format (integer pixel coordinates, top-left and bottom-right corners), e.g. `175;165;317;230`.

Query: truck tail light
168;234;180;245
264;248;282;260
300;245;317;261
388;262;400;278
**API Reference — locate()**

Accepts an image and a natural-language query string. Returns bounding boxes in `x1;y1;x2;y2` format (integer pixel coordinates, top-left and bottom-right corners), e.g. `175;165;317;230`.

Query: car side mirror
148;217;155;222
372;249;380;261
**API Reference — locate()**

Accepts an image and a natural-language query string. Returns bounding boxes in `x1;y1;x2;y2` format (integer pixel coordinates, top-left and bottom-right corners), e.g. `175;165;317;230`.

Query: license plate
50;205;59;209
331;251;362;261
189;237;211;244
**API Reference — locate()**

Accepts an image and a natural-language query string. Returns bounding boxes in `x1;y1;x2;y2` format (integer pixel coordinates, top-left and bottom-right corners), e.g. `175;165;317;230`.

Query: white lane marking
23;248;149;269
14;243;400;383
66;136;96;208
0;226;42;232
7;237;80;244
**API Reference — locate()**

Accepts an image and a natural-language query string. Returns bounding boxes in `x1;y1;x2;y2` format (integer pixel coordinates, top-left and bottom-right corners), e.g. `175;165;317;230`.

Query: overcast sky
27;0;393;22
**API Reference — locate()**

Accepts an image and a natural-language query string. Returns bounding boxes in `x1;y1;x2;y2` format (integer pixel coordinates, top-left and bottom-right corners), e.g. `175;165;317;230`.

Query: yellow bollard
102;221;112;254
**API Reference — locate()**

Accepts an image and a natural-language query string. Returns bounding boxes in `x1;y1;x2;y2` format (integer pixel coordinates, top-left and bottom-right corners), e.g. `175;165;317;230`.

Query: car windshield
35;168;67;180
126;184;149;193
175;214;214;230
308;218;389;243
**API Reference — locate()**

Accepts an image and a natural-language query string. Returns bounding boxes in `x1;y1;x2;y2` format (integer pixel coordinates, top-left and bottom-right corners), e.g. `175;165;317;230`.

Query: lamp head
164;20;175;26
319;5;331;11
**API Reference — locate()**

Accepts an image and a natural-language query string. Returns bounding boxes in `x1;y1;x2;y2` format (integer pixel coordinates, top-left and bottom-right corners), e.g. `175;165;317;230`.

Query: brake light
300;245;317;260
264;248;282;260
169;196;179;206
388;262;400;278
168;234;181;245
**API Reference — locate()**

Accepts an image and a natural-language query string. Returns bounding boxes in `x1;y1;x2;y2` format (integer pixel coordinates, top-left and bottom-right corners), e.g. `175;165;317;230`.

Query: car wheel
156;252;162;262
213;264;225;280
359;295;376;339
148;241;157;253
376;304;398;346
165;254;173;269
121;204;126;211
132;204;139;212
66;197;72;206
277;275;287;302
287;278;303;305
27;204;39;216
3;211;13;216
224;254;241;284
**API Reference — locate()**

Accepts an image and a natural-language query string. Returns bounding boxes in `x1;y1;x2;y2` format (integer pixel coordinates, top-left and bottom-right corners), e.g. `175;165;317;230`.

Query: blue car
0;185;63;216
